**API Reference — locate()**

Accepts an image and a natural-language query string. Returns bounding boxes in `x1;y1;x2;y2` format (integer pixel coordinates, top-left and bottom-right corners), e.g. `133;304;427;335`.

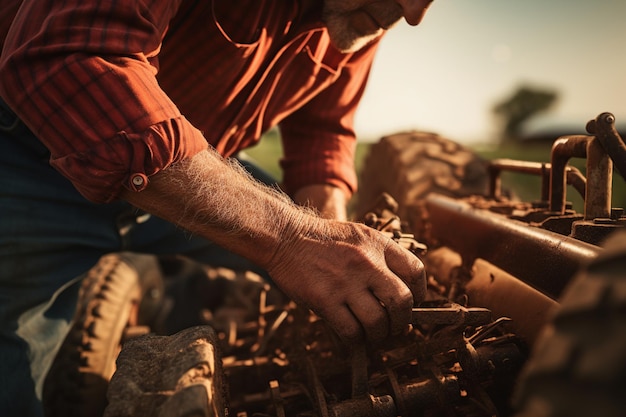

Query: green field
244;130;626;213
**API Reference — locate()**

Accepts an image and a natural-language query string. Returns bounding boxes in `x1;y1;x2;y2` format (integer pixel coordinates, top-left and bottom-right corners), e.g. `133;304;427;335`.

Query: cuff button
130;173;148;191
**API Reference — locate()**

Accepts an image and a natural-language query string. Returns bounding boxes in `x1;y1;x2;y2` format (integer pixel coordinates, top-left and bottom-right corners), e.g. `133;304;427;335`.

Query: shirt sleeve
278;38;380;198
0;0;208;203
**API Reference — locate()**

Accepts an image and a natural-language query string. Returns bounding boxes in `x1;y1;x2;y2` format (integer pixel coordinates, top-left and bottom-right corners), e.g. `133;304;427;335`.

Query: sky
354;0;626;144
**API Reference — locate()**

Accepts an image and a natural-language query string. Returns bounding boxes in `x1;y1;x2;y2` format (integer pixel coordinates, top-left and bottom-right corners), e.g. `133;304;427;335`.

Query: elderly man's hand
267;219;426;343
120;150;425;344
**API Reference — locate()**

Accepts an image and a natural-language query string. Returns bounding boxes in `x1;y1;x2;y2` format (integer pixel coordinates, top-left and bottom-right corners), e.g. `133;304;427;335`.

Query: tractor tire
513;230;626;417
43;252;165;417
103;325;226;417
354;131;489;238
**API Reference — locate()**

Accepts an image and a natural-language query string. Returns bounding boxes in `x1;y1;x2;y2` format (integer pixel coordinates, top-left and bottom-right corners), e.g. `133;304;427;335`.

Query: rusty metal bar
423;247;559;346
488;159;586;201
549;133;613;217
425;194;601;298
587;112;626;181
488;159;549;200
585;137;612;220
350;346;369;400
549;135;589;213
411;305;492;327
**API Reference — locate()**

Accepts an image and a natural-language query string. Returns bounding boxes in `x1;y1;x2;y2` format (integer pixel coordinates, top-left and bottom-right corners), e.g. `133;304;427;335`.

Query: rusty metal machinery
182;211;526;417
485;112;626;245
210;275;525;417
210;112;626;417
100;113;625;417
416;112;625;299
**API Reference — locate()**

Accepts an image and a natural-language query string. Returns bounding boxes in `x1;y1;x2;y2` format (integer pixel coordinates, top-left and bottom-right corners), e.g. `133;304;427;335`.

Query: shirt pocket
302;40;344;77
264;35;347;119
211;0;262;49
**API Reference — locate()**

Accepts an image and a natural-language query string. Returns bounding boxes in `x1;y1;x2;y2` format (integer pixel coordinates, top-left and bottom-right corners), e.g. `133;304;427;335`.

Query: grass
244;130;626;214
242;129;284;181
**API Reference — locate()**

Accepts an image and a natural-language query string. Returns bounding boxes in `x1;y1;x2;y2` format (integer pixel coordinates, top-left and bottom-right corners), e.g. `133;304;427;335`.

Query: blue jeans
0;99;275;416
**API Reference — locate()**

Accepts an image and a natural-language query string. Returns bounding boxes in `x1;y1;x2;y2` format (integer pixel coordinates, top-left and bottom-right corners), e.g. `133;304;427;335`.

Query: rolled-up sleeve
0;0;207;203
278;39;379;198
53;116;208;202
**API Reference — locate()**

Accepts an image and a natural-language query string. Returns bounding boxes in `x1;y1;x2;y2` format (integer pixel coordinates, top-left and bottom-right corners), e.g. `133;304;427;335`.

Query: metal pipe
585;137;612;219
424;247;559;346
549;135;589;213
425;194;601;298
488;159;586;201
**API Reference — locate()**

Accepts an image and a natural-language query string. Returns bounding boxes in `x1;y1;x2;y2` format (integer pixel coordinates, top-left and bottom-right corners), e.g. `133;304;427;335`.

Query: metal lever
411;304;492;326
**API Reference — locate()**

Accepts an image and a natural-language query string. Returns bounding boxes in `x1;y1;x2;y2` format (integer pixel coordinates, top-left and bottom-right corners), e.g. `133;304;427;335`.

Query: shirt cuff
51;116;208;203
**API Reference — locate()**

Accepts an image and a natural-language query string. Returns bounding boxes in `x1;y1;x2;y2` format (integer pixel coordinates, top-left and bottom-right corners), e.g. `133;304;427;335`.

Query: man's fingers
346;290;389;342
321;304;364;343
373;238;426;336
321;292;390;343
384;239;427;302
369;273;413;337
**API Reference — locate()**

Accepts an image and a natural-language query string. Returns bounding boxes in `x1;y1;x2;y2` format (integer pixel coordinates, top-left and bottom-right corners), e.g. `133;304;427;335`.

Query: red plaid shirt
0;0;378;203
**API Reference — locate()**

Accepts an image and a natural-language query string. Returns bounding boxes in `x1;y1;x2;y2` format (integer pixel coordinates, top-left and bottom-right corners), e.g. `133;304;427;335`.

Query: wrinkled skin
267;219;426;343
121;150;426;345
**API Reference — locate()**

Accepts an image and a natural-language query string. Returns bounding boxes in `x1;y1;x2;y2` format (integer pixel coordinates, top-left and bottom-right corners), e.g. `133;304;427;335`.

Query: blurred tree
493;85;558;140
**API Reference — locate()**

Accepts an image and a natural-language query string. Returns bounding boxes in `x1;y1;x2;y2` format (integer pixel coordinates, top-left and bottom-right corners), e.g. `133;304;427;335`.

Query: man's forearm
120;147;424;344
120;148;321;269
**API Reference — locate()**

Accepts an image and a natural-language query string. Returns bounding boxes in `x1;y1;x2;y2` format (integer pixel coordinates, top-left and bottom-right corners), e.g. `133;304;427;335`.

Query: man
0;0;433;415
